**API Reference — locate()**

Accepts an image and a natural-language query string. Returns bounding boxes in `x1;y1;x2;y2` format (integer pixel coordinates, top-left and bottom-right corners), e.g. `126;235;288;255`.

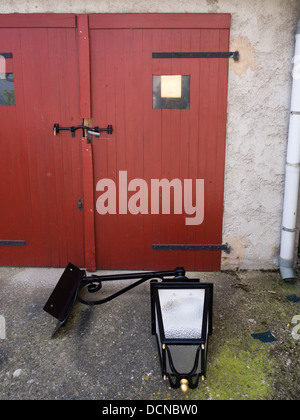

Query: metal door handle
87;130;100;144
88;130;100;137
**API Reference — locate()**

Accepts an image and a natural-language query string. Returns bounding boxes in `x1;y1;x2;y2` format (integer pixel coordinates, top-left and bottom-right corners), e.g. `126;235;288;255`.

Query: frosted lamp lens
158;289;205;339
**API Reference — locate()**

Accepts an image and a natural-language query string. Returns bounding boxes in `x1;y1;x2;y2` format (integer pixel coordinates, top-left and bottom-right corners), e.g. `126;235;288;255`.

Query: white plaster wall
1;0;300;270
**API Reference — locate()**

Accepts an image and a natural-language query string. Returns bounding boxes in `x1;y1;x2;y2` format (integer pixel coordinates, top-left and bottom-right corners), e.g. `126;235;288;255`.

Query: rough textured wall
222;1;300;270
1;0;300;270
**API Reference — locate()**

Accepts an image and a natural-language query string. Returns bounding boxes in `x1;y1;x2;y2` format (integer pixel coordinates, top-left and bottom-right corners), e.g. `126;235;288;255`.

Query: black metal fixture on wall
43;263;213;392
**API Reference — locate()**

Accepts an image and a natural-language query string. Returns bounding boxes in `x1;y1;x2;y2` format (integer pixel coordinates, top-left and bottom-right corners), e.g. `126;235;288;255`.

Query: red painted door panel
0;16;84;267
90;15;230;270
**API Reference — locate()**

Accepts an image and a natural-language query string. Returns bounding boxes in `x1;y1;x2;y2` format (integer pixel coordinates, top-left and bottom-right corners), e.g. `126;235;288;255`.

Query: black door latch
77;198;83;211
53;123;113;138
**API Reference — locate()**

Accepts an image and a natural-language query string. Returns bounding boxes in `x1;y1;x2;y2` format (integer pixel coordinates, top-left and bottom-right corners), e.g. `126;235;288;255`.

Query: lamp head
151;281;213;390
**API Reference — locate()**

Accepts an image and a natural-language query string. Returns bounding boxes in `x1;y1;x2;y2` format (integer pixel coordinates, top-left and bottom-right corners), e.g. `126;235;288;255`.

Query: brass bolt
180;379;189;393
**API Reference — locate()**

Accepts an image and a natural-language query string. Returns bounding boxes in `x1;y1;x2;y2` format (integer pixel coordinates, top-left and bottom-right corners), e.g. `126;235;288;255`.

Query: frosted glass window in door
153;75;190;109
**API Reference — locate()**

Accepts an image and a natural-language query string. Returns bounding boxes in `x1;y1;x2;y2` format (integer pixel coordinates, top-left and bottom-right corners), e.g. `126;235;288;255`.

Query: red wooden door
0;15;84;267
0;14;230;271
89;14;230;271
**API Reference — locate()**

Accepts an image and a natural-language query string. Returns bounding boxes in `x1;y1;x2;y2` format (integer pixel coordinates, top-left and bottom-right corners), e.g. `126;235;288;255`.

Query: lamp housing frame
150;280;213;389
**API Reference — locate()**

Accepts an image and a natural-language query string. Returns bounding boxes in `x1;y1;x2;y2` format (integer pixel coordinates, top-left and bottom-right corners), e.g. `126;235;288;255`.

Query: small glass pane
153;75;190;109
167;345;201;375
158;288;205;339
161;75;182;98
0;73;15;106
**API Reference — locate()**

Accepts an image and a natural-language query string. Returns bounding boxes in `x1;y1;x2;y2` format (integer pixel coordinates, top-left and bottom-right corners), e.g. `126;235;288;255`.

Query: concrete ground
0;265;299;400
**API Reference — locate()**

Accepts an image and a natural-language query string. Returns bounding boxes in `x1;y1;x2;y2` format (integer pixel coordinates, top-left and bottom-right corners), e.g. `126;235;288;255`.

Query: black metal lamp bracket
78;266;188;306
43;264;190;328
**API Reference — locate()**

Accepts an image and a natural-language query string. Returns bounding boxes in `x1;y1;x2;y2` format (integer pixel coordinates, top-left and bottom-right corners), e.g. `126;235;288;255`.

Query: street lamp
44;263;213;392
151;281;213;392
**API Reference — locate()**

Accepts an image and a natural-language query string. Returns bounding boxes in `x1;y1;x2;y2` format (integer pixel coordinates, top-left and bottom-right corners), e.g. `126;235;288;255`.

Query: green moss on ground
200;337;273;400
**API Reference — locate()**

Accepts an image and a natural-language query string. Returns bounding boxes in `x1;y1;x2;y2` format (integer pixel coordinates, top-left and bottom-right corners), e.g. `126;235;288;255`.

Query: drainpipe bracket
282;226;298;233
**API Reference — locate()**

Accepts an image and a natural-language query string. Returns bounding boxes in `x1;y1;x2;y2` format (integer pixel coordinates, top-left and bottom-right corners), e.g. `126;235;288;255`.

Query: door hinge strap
0;240;26;246
152;51;239;61
152;244;231;254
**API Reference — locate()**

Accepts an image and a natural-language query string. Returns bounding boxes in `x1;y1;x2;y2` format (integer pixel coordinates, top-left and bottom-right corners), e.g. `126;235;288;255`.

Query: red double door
0;13;230;271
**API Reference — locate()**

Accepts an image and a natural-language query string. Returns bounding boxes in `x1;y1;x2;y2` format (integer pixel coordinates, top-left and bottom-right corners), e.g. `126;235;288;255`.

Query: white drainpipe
280;21;300;281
